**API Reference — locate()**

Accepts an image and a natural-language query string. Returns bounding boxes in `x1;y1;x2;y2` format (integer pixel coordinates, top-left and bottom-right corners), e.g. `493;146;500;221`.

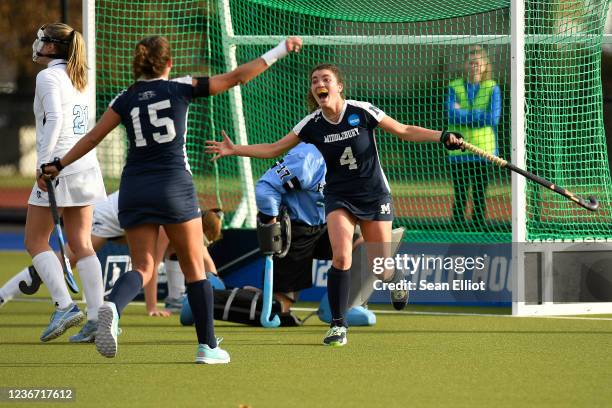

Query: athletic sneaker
323;326;347;347
195;342;230;364
390;286;409;311
388;270;409;311
95;302;119;358
164;295;185;313
69;320;97;343
40;303;85;342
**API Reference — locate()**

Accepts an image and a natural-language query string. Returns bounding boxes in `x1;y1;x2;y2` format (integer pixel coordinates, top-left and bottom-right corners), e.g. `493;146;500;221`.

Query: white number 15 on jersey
130;99;176;147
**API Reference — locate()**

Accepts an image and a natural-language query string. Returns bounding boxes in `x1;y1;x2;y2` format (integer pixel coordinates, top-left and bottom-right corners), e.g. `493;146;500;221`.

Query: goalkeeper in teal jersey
256;142;329;325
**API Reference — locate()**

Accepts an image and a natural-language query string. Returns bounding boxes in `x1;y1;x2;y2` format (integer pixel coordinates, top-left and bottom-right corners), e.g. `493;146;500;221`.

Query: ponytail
66;30;88;92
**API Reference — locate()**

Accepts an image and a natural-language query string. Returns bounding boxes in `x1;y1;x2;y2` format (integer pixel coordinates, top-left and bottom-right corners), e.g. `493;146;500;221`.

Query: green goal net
94;0;612;242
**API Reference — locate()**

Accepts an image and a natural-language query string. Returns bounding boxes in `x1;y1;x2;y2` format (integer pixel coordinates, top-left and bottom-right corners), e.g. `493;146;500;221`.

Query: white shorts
28;167;107;208
91;192;124;239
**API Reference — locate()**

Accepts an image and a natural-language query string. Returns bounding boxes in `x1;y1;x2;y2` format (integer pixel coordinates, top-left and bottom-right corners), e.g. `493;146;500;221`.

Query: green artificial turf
1;251;611;408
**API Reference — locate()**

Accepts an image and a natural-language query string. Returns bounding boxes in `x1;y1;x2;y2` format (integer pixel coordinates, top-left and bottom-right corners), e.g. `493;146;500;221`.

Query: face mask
32;26;70;62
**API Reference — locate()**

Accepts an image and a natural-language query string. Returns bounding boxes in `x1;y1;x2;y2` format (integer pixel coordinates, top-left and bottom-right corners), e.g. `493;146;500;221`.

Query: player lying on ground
206;63;463;347
42;34;303;363
0;191;224;342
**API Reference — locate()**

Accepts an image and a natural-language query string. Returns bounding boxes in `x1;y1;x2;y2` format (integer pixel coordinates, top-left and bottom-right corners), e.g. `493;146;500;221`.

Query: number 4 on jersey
340;146;358;170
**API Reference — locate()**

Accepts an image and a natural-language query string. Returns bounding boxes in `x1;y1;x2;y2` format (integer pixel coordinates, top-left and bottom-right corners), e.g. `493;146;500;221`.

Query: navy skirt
324;192;394;221
118;170;200;229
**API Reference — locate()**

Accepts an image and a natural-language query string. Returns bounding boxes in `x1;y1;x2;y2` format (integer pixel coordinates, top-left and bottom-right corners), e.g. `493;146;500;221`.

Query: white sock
165;259;185;299
77;255;104;321
0;267;32;301
32;251;72;309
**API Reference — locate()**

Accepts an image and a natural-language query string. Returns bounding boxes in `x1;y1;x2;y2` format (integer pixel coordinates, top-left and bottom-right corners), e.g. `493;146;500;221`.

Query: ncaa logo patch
348;114;360;126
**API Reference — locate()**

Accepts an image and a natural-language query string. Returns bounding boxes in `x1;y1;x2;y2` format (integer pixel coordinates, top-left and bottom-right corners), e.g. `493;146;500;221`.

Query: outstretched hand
285;36;303;53
205;130;235;162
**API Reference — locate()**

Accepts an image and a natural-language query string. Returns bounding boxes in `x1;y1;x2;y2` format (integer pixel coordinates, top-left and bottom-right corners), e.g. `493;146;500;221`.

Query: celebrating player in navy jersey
207;63;463;347
42;34;303;363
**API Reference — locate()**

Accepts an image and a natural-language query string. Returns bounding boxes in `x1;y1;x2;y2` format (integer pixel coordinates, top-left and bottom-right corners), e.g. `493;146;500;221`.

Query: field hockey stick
18;266;43;295
260;255;280;328
461;141;599;211
45;178;80;293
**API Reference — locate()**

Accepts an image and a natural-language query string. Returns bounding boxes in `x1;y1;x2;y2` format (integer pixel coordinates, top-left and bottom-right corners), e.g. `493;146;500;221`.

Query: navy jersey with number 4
293;100;390;199
108;76;209;228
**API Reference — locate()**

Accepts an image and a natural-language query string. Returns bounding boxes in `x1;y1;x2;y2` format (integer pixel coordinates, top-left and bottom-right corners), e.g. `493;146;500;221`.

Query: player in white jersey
206;63;464;346
25;23;106;343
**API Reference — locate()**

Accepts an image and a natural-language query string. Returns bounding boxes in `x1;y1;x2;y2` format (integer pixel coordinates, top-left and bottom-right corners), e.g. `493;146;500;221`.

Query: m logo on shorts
380;203;391;215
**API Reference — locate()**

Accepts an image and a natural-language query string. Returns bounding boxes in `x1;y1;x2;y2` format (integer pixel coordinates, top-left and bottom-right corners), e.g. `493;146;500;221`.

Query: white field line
292;307;612;321
6;298;612;321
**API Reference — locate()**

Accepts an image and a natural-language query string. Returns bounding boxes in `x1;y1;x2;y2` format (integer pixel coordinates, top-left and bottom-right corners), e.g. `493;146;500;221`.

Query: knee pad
256;207;291;258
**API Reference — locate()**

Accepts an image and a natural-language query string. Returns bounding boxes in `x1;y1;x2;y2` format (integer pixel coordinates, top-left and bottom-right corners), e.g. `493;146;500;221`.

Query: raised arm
41;108;121;178
206;130;300;160
205;37;302;96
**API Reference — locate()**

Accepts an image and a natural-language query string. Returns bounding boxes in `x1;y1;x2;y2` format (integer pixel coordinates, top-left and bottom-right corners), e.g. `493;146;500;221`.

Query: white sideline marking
7;298;612;321
292;307;612;321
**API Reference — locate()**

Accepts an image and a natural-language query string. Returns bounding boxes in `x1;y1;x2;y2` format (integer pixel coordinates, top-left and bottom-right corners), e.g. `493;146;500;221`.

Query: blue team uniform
292;100;393;221
109;76;208;228
255;143;326;226
255;143;332;293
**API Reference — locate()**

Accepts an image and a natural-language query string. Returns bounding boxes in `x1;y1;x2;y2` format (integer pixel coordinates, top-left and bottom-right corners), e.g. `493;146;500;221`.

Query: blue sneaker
40;303;85;342
195;339;230;364
95;302;119;358
69;320;97;343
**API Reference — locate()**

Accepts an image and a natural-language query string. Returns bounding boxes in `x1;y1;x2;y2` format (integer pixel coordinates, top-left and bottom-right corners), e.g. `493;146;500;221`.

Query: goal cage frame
83;0;612;316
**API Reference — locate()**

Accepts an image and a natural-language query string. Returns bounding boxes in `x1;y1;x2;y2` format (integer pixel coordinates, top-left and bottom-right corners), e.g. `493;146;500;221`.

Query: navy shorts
118;170;200;229
324;192;393;221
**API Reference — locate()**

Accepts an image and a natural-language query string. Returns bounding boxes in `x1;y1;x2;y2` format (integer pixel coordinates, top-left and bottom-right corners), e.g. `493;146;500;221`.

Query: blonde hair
202;208;223;244
306;63;345;112
467;45;492;81
43;23;88;92
132;36;172;80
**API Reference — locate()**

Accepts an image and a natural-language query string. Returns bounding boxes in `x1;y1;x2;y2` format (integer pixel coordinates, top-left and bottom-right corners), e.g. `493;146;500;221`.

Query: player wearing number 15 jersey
41;35;303;363
109;76;202;228
206;63;464;346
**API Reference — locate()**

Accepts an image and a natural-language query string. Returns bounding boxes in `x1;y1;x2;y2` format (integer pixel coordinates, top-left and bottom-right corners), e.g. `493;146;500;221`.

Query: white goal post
85;0;612;316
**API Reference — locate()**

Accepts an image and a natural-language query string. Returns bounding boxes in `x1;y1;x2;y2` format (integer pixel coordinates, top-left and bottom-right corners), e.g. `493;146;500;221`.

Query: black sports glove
440;129;464;151
40;157;64;175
